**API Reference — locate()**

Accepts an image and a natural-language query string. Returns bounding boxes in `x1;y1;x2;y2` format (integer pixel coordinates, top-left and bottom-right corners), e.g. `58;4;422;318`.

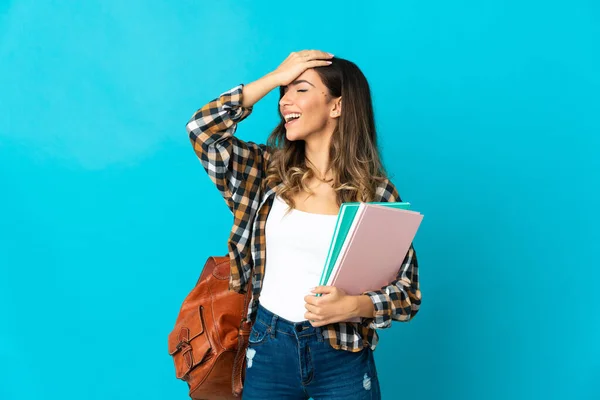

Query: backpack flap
168;305;211;381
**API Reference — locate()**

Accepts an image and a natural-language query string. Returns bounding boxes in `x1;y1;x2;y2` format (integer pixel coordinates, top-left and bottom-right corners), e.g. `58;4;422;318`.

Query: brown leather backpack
168;256;253;399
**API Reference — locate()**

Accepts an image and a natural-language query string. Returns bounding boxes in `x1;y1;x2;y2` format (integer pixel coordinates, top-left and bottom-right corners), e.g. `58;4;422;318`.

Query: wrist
353;295;375;319
264;71;284;88
346;295;364;319
241;72;281;108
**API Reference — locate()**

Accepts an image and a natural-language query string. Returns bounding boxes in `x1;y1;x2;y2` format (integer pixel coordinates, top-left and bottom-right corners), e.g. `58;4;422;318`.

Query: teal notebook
317;201;411;288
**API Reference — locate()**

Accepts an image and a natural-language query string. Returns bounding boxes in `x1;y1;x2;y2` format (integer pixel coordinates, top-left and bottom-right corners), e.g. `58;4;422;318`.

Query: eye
297;89;308;93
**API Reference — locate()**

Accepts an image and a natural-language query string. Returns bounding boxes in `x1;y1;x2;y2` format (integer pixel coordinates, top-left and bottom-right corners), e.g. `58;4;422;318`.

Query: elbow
186;116;201;140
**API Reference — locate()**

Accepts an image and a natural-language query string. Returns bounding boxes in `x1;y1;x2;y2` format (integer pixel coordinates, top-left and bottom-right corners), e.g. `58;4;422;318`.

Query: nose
279;91;292;108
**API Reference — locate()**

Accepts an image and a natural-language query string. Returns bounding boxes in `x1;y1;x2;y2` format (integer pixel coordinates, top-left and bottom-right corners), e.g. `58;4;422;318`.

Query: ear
330;97;342;118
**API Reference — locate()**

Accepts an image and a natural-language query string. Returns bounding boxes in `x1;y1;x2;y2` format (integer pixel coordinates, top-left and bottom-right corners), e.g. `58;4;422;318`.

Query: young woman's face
279;69;339;142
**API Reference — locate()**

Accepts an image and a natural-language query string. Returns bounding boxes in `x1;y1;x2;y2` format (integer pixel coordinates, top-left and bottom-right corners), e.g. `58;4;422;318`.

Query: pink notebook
329;204;423;296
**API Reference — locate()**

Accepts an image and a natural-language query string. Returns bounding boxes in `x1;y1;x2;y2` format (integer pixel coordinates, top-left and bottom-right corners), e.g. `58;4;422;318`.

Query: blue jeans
242;304;381;399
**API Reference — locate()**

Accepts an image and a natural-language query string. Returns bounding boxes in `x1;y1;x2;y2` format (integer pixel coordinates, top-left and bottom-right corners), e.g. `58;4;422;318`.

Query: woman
186;50;421;399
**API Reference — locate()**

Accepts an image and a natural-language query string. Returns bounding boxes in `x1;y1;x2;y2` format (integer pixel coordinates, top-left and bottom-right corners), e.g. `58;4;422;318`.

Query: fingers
305;311;326;326
305;60;333;68
305;302;325;324
305;49;334;60
304;294;321;305
291;50;334;61
304;303;319;314
276;50;333;86
311;285;335;295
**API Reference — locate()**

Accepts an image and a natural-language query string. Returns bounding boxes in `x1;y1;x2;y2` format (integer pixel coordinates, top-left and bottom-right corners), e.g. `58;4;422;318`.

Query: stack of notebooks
318;201;423;298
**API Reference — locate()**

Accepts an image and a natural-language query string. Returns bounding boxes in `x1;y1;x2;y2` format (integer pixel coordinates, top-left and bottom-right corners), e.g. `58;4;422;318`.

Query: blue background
1;0;598;399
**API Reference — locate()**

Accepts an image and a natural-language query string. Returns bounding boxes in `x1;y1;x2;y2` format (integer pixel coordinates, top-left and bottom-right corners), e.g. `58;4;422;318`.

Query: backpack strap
232;278;253;397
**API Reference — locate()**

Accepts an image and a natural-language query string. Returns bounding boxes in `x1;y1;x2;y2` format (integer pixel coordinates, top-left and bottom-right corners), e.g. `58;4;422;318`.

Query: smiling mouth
284;113;302;127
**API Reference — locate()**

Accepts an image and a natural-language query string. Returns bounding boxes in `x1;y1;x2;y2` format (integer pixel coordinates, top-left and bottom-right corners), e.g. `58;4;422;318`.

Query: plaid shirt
186;85;421;352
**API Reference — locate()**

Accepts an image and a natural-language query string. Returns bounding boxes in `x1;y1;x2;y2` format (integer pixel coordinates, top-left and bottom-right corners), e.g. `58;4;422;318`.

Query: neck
304;130;334;181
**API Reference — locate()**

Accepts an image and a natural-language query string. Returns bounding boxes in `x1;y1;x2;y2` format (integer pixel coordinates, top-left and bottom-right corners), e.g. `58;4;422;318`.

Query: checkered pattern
186;85;421;352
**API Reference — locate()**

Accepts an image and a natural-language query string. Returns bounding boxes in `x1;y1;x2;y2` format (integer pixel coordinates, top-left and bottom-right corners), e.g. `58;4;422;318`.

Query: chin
285;130;304;142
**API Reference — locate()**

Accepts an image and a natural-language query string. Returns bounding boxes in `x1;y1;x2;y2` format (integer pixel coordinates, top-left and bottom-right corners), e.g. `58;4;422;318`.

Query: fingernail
328;53;334;57
326;61;332;64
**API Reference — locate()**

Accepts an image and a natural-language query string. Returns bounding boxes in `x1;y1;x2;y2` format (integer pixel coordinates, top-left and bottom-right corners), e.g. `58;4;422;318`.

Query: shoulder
375;178;402;202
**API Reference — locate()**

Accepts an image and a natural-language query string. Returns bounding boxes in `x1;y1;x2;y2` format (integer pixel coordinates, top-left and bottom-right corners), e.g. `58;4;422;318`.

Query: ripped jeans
243;304;381;400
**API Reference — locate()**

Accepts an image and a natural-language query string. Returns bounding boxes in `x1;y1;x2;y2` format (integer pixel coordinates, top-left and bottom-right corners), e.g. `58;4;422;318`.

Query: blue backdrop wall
1;0;598;399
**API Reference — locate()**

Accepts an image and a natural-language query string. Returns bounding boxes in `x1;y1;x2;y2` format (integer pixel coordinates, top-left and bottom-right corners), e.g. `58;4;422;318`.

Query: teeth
284;113;302;122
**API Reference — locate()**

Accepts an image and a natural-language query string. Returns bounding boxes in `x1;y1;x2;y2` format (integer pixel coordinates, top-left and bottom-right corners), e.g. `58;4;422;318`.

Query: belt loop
270;314;278;338
316;326;323;343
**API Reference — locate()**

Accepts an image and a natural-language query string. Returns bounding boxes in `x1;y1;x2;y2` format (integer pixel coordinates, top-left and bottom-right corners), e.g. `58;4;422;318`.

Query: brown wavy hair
265;57;389;209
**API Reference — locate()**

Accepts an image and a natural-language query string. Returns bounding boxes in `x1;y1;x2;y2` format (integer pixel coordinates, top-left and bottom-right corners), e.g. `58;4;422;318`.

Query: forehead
294;69;324;87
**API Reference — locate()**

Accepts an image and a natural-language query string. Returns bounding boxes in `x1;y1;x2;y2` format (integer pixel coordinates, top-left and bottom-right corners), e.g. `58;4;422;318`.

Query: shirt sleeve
361;244;421;329
186;85;271;213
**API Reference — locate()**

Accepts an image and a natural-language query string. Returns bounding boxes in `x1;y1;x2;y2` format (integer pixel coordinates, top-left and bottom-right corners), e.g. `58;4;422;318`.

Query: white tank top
259;195;338;322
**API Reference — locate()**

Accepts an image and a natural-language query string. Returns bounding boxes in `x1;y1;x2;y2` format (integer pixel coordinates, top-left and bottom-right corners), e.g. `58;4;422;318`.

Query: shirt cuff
219;84;253;122
362;291;392;329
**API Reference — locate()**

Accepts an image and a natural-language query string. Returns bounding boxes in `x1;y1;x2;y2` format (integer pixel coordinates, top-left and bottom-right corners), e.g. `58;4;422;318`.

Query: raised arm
186;50;334;212
186;85;271;213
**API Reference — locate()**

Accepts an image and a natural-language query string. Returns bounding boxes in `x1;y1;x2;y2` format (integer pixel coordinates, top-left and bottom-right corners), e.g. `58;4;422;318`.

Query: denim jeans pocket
248;320;271;346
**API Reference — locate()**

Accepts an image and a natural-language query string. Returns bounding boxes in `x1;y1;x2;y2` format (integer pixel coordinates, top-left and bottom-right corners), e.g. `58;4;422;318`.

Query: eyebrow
284;79;315;89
